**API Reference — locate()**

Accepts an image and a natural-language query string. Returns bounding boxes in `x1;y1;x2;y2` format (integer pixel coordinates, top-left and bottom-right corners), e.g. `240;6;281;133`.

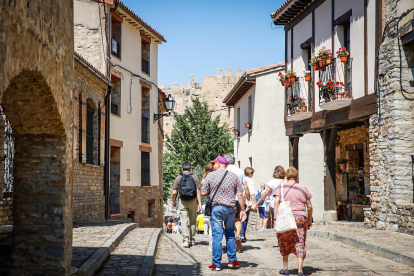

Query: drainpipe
104;85;112;220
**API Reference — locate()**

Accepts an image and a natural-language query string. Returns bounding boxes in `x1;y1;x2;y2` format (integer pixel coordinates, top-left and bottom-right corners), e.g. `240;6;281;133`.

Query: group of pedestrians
172;154;313;276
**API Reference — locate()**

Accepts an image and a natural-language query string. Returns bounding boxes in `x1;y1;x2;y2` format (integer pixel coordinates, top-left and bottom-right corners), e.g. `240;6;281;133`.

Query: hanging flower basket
313;63;320;71
234;130;240;136
342;91;351;98
318;58;326;68
245;122;251;129
325;54;332;65
282;80;291;87
305;75;311;81
290;76;297;83
336;47;350;63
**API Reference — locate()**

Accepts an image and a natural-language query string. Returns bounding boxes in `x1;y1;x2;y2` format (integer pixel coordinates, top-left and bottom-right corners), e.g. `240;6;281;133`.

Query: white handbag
264;198;271;212
275;182;297;233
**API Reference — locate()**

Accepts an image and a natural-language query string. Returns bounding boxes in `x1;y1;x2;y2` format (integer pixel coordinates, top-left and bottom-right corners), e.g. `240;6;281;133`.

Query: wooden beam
334;9;352;26
328;127;337;152
285;0;326;32
110;138;123;148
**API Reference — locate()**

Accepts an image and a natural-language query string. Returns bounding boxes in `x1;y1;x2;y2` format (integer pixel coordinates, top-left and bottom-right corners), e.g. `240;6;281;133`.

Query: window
344;23;351;91
141;152;150;186
86;100;97;164
148;201;154;218
111;76;121;116
111;17;122;59
141;88;150;143
141;41;150;75
126;169;130;181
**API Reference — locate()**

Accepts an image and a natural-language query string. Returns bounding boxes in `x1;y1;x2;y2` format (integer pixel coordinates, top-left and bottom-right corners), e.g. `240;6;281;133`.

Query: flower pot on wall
336;169;342;175
313;63;320;71
290;76;297;83
300;106;307;112
234;131;240;136
245;122;251;129
340;55;348;62
305;75;311;81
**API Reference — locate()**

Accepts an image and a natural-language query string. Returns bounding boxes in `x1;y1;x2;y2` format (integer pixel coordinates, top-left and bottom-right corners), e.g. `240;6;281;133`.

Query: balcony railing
142;58;150;75
286;77;313;121
318;58;353;108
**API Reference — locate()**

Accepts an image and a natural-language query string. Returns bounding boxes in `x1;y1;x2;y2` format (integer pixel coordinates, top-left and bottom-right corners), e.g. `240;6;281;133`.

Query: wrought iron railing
1;107;14;200
286;77;313;116
142;58;150;75
318;58;353;105
141;117;149;143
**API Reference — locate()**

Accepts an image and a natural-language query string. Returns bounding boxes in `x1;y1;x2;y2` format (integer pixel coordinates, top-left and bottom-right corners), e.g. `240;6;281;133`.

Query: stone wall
0;201;12;227
159;68;242;138
72;59;107;223
73;163;105;223
367;0;414;232
120;186;163;228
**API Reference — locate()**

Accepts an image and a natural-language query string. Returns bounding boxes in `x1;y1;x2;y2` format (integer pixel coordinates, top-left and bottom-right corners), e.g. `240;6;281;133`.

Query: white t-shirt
173;225;180;234
266;178;284;208
226;165;247;201
245;176;256;204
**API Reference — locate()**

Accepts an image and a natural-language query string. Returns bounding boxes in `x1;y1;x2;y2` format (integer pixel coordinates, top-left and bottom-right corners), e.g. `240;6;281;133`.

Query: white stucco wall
234;70;289;192
367;0;376;94
110;11;161;188
299;133;325;222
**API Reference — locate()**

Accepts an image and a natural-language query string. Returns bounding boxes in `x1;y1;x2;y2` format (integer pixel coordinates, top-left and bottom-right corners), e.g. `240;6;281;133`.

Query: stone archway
1;70;71;275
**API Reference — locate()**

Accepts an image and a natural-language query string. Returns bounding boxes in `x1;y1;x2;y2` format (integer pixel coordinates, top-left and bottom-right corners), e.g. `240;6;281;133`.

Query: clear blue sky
122;0;286;86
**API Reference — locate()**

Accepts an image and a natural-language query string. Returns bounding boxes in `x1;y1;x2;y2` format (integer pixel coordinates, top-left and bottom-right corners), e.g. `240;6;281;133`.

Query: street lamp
154;94;176;122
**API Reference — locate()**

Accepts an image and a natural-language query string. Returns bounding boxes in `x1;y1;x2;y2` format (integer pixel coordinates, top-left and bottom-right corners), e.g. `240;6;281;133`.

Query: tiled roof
245;63;286;75
115;0;166;43
223;63;285;106
74;52;112;84
271;0;296;19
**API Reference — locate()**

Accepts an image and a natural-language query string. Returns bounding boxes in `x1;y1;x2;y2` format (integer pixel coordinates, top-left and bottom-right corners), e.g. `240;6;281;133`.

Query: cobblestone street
153;229;414;276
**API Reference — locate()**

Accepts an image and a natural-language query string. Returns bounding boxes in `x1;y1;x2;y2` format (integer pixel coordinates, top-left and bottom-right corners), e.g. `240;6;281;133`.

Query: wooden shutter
99;103;106;166
73;90;79;161
81;93;87;163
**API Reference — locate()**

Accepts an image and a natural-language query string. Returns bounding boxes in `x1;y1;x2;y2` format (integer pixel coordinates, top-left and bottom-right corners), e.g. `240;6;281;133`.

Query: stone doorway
1;71;71;275
110;146;121;215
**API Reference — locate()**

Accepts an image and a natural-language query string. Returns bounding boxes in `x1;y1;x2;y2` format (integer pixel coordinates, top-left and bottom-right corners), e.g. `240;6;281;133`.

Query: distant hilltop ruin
159;68;243;138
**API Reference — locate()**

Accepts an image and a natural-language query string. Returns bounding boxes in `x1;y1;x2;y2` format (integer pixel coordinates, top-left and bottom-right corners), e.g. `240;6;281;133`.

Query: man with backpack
172;162;202;248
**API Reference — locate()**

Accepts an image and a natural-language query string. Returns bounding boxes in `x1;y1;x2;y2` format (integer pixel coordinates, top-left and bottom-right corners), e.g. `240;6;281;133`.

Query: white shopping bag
275;182;297;233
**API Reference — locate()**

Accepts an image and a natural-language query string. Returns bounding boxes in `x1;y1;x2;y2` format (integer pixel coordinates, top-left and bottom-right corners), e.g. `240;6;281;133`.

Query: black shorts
236;201;241;219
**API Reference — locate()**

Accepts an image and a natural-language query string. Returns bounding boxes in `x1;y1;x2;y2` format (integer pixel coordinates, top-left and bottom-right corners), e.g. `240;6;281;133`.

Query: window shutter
81;93;87;163
73;90;79;160
99;103;106;166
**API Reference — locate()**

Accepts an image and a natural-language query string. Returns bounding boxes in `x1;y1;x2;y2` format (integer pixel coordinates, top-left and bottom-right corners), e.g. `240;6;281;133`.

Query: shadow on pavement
153;264;201;275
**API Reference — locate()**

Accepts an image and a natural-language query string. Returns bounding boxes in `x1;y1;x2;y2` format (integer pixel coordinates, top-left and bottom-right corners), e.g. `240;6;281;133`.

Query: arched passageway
1;70;71;275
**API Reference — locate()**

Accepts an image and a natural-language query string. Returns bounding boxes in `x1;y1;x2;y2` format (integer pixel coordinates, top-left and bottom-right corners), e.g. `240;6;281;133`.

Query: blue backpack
255;189;264;202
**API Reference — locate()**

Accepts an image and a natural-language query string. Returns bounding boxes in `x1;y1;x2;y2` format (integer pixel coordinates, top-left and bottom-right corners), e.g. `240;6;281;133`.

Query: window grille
141;152;150;186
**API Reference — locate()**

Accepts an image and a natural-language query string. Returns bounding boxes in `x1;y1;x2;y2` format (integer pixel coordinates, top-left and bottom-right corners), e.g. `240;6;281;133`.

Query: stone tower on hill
159;68;243;138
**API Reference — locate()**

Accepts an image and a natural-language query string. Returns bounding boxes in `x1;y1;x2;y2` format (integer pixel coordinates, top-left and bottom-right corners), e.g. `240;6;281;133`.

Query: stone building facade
73;54;111;223
366;0;414;234
0;0;75;274
159;68;242;138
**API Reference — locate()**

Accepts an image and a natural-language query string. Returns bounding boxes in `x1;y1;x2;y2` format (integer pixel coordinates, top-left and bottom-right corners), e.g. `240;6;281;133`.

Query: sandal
279;269;289;275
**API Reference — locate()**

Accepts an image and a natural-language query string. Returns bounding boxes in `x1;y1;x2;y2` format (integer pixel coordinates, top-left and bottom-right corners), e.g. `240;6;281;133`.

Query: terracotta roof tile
271;0;296;19
74;52;111;83
245;62;285;75
115;0;166;43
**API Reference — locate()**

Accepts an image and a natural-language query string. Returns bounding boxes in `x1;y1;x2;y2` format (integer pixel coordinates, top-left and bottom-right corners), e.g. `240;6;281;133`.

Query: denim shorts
259;207;269;218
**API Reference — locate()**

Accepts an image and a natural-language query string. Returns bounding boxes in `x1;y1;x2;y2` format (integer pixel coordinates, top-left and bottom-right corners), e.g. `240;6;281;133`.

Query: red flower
340;82;344;86
330;85;333;88
318;84;321;88
289;96;293;101
278;72;282;76
336;82;339;85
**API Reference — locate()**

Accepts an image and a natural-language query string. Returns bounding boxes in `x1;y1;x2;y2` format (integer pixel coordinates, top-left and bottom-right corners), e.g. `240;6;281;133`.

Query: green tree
162;151;182;203
165;97;233;168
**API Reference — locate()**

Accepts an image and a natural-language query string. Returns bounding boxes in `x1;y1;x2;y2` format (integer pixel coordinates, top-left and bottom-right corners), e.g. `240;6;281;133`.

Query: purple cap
211;156;227;165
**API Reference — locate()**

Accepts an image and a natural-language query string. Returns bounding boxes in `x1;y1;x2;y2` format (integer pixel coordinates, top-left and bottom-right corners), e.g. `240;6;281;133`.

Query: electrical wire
373;8;414;126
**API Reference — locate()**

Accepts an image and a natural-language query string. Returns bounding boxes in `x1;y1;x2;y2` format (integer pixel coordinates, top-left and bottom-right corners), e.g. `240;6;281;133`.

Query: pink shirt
273;181;312;217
